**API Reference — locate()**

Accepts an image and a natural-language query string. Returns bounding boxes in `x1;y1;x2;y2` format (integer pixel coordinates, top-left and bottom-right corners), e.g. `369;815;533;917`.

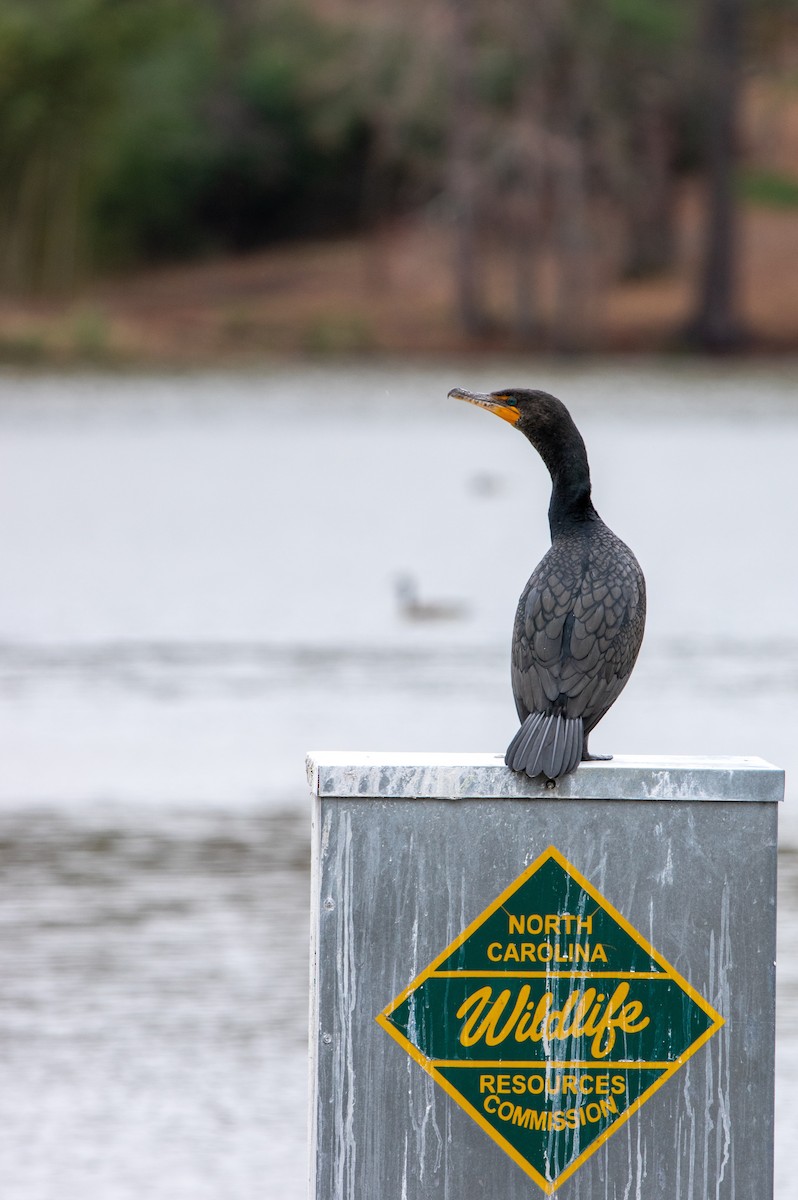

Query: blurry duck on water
449;386;646;781
394;574;468;623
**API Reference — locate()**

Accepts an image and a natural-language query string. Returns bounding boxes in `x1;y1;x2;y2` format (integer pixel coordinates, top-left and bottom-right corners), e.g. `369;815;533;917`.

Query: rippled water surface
0;806;309;1200
0;361;795;1197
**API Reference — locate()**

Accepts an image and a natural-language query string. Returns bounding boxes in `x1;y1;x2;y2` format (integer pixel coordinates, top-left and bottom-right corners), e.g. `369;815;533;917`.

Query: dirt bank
1;184;797;366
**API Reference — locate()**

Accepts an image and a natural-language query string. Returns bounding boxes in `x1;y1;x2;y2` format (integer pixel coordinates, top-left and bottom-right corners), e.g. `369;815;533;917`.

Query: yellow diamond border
376;844;725;1194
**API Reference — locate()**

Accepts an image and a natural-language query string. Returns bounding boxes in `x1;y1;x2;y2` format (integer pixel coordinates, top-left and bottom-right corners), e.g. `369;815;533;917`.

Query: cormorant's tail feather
505;713;583;780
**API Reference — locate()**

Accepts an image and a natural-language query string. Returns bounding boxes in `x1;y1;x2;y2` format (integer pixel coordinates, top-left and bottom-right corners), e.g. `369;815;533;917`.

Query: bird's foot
581;735;612;763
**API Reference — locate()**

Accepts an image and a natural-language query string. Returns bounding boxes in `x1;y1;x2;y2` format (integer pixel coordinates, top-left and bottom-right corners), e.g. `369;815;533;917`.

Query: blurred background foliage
0;0;796;350
0;0;455;289
0;0;379;284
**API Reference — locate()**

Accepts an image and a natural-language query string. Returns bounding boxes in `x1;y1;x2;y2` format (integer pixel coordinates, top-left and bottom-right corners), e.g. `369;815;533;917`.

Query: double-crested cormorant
449;386;646;780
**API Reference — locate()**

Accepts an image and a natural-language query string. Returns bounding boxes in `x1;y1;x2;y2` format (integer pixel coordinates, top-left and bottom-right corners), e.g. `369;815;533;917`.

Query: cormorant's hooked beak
448;387;521;426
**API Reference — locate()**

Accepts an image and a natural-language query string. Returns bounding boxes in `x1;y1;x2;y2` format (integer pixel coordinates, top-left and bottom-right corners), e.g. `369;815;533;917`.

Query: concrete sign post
307;753;783;1199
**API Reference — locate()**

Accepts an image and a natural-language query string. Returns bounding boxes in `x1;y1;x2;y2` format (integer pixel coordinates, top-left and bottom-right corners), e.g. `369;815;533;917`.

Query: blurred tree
90;6;219;262
0;0;191;292
437;0;699;347
448;0;489;335
601;0;696;279
338;2;446;290
0;0;418;289
687;0;747;349
0;0;791;347
94;3;373;260
92;0;448;267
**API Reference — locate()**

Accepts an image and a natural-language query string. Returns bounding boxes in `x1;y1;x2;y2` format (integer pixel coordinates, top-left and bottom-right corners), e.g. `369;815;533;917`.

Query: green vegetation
0;330;46;364
95;5;381;265
0;0;189;291
302;312;375;355
739;169;798;208
0;0;435;292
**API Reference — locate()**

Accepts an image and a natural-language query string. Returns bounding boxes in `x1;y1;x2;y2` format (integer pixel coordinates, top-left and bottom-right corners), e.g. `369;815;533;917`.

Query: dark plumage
449;386;646;781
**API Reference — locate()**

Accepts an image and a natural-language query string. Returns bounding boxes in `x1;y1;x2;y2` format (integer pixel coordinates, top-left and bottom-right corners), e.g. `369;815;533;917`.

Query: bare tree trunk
448;0;487;336
624;96;677;278
501;129;543;344
552;143;593;352
687;0;747;350
0;140;83;295
511;78;547;344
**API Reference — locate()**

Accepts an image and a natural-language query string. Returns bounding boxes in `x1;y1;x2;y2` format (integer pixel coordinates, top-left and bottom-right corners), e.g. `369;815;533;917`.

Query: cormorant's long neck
526;422;598;537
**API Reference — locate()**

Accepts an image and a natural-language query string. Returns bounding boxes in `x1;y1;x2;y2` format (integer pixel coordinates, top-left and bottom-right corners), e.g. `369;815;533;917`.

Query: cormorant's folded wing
511;544;645;734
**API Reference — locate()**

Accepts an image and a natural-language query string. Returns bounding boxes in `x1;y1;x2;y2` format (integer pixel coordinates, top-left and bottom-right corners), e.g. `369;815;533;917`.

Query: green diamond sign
376;845;724;1194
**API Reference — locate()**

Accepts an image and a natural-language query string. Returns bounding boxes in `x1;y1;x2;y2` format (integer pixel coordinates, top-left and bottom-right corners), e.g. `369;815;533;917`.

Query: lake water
0;360;795;1197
